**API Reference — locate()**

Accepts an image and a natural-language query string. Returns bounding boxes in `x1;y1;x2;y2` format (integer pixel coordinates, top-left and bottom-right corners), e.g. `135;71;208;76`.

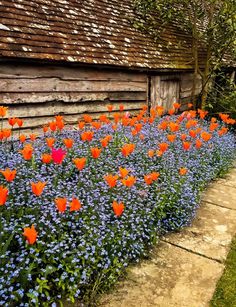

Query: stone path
100;164;236;307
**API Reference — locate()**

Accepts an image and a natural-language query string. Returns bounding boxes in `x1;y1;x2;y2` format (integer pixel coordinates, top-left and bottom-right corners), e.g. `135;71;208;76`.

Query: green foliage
133;0;236;105
210;236;236;307
206;71;236;119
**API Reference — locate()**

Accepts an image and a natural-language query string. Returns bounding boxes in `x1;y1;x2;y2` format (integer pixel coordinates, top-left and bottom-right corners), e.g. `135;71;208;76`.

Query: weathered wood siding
151;73;202;110
0;64;147;130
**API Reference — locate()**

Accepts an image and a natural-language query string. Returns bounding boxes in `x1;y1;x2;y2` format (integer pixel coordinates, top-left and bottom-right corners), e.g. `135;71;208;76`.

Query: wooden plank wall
151;73;202;110
0;64;147;131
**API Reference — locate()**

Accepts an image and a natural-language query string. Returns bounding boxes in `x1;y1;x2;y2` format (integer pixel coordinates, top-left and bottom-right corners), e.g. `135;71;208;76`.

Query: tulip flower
41;153;52;164
104;174;119;188
51;148;66;164
55;198;67;213
0;168;16;182
73;157;86;171
70;198;82;212
0;186;8;206
0;106;8;117
112;201;125;217
31;181;47;196
91;147;102;159
23;225;38;244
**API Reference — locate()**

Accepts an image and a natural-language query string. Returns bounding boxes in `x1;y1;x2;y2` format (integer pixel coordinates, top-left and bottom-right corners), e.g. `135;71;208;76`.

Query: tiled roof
0;0;205;70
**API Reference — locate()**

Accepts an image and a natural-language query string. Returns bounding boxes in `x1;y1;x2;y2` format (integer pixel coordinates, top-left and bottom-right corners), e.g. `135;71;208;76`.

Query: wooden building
0;0;203;131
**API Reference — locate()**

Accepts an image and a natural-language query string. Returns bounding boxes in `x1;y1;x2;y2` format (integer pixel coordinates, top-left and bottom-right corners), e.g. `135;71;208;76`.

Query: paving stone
202;183;236;210
99;242;224;307
164;202;236;262
214;168;236;188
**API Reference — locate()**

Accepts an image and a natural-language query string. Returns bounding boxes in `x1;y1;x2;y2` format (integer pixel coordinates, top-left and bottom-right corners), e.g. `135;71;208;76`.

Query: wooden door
151;76;180;111
160;79;180;110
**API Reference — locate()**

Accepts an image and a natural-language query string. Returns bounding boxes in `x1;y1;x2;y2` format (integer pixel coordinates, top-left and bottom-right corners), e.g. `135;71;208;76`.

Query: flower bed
0;105;235;306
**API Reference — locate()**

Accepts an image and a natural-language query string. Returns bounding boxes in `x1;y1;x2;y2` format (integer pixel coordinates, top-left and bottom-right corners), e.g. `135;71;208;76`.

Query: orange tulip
78;121;85;130
43;125;49;134
8;117;17;127
0;168;16;182
119;104;124;112
201;132;212;142
189;130;197;138
41;153;52;164
149;117;155;124
198;109;208;119
49;121;57;131
181;133;187;141
173;102;181;109
183;141;191;151
23;225;37;244
29;134;37;141
2;129;11;139
83;114;92;123
112;124;118;131
188;103;193;109
195;139;202;149
107;104;113;112
148;149;155;158
186;119;198;129
63;138;74;149
55;115;64;123
91;147;102;159
20;144;33;160
169;122;180;132
19;134;26;143
209;123;219;131
119;167;129;178
55;198;67;213
156;106;164;117
104;174;119;188
0;185;8;205
219;113;229;122
150;108;156;118
16;118;23;127
179;168;188;176
144;172;160;185
121;176;136;188
100;137;109;148
46;138;55;148
167;134;176;143
56;120;64;130
100;135;112;147
144;174;153;185
226;118;235;125
158;121;168;130
70;198;82;212
91;121;102;130
113;113;120;123
112;201;125;217
73;157;86;171
31;181;47;196
131;129;138;136
99;114;109;123
121;143;135;157
218;127;228;136
168;108;175;116
0;106;8;117
81;131;94;142
122;117;130;126
158;143;169;153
